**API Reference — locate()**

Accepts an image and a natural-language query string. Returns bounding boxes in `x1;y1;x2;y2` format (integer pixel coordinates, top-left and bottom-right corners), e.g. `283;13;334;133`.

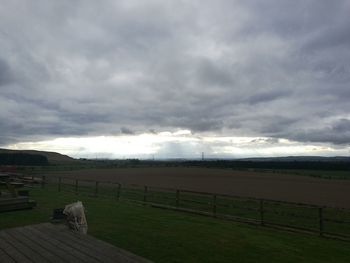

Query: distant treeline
124;159;350;171
0;153;49;166
180;160;350;171
80;159;350;171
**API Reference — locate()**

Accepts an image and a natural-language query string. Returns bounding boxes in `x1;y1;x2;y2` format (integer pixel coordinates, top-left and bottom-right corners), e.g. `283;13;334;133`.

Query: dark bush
0;153;49;165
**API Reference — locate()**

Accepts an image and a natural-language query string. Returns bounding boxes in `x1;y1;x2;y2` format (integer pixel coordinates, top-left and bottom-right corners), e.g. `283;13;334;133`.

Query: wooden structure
0;181;24;197
0;223;152;263
0;196;36;213
0;166;17;174
0;174;36;212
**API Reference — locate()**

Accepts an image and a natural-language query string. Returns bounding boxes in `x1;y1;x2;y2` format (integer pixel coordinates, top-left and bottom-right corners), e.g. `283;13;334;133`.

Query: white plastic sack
63;201;88;234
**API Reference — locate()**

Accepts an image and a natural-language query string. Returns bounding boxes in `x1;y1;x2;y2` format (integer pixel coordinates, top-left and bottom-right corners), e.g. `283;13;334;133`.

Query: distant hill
0;148;77;164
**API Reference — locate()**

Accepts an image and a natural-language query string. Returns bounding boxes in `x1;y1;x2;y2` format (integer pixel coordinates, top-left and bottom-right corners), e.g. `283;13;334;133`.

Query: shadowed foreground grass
1;187;350;263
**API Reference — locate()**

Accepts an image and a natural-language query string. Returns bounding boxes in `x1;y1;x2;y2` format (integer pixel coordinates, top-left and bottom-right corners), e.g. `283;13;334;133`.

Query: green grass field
54;179;350;238
1;187;350;262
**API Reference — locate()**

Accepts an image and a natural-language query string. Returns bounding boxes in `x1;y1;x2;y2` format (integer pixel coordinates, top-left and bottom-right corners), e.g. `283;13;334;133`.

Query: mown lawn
1;187;350;263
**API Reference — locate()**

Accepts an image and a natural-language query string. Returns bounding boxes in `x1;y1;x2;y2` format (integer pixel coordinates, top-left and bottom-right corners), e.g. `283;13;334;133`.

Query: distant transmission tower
201;152;204;161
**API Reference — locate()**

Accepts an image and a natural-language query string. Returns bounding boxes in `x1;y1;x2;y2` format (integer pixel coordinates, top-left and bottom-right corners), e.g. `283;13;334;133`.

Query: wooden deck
0;197;36;213
0;223;152;263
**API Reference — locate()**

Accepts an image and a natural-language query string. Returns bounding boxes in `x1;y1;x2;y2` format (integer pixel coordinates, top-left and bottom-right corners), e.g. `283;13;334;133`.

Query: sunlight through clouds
5;131;349;159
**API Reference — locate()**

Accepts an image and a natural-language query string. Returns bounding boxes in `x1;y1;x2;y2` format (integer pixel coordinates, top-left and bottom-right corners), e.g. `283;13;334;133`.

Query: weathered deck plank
0;237;32;263
0;231;47;262
34;224;104;263
0;246;16;263
39;224;120;263
42;223;146;263
10;227;66;263
0;223;152;263
24;225;92;263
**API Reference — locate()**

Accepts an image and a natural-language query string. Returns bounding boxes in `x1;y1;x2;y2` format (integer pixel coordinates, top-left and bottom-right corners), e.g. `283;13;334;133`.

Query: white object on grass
63;201;88;234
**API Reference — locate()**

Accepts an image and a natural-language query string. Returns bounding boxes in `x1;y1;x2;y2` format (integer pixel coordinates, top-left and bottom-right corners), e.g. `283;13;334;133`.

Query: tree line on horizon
181;160;350;171
0;153;49;166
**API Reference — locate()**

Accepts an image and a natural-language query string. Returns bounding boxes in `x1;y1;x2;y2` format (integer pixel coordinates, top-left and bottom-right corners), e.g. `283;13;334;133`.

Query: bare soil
46;167;350;208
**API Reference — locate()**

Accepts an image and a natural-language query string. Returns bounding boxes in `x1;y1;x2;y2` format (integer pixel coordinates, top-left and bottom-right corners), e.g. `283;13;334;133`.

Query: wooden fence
41;176;350;241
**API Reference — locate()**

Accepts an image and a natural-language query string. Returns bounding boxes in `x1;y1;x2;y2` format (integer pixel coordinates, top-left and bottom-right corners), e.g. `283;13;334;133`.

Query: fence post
212;194;217;217
176;189;180;208
260;199;264;226
75;179;78;194
116;184;121;201
41;175;46;189
58;177;61;192
143;186;148;203
319;207;324;237
95;181;99;197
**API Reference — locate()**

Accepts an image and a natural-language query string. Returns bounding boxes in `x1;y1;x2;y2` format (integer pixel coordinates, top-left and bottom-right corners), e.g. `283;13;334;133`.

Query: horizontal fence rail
39;176;350;241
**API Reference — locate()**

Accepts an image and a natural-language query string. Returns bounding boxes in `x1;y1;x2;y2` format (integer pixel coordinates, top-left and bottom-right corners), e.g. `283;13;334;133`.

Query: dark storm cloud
120;127;134;135
291;119;350;145
0;0;350;147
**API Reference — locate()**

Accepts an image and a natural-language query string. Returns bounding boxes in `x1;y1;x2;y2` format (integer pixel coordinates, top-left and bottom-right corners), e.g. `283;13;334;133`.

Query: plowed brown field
46;167;350;208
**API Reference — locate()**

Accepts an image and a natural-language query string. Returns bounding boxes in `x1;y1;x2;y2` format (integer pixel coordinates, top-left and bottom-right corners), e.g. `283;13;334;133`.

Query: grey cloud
195;58;235;87
120;127;134;135
305;24;350;51
245;90;292;105
0;58;12;86
250;138;280;144
0;0;349;150
180;118;224;133
287;119;350;145
259;117;299;135
333;119;350;133
241;1;345;40
148;129;157;134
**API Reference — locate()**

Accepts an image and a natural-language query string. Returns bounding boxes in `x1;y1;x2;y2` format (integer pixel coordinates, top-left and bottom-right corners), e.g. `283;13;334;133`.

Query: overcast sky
1;0;350;158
